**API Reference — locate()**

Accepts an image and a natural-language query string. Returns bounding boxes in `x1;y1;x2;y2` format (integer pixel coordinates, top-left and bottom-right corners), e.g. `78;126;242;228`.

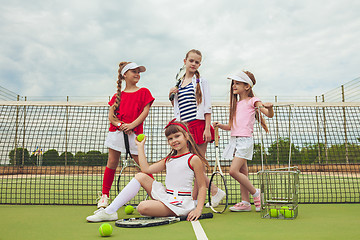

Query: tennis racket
208;126;228;213
169;65;186;101
115;212;213;228
116;134;148;201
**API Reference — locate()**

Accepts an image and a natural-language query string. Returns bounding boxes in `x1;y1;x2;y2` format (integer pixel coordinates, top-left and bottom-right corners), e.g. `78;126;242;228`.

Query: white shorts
151;181;196;216
104;131;139;155
222;136;254;160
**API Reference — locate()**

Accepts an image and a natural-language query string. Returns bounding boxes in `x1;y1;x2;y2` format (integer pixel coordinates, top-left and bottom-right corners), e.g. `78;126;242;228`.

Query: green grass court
1;204;359;240
1;173;359;204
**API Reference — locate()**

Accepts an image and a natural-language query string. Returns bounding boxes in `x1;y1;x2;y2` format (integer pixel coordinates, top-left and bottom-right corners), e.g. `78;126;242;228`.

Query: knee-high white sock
105;178;141;214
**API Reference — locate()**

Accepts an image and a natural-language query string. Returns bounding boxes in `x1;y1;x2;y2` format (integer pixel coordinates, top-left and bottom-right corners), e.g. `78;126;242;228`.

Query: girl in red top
98;61;155;208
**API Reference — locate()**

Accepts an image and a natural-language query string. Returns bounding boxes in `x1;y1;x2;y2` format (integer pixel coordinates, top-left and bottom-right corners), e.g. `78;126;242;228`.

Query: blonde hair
229;71;269;133
164;121;209;167
112;61;131;111
185;49;203;105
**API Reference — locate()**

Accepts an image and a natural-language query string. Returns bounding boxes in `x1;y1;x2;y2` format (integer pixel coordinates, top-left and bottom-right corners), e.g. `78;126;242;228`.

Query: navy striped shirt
178;82;197;122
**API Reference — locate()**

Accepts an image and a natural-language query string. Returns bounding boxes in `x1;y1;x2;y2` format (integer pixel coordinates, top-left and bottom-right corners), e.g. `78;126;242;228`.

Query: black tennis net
0;101;359;205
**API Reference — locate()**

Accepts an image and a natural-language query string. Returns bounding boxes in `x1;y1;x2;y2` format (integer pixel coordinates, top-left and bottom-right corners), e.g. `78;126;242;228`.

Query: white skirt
151;181;196;216
104;131;139;155
222;136;254;160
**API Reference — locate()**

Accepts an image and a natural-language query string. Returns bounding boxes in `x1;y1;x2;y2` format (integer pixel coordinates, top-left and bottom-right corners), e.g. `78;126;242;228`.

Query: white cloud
0;0;359;102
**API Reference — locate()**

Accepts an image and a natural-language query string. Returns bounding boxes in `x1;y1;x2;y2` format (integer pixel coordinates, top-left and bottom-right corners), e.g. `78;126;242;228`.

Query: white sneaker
205;189;226;208
86;208;118;222
97;192;110;208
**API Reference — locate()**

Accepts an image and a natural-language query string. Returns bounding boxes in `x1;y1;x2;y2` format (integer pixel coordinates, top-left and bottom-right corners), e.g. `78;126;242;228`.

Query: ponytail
228;81;238;127
113;61;130;112
195;70;202;105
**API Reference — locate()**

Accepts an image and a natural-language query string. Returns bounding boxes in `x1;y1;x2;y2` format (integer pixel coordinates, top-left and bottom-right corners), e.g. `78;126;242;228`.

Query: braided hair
112;62;131;111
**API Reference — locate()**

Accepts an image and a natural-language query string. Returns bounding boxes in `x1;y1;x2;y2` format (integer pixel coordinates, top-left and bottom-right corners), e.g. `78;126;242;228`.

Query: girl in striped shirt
169;49;225;208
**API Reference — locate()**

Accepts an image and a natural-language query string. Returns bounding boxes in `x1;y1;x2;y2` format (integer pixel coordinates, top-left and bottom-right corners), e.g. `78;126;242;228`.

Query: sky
1;0;359;102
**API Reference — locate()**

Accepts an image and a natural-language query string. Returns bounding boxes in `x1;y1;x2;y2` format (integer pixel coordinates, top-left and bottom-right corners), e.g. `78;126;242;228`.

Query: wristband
117;122;122;128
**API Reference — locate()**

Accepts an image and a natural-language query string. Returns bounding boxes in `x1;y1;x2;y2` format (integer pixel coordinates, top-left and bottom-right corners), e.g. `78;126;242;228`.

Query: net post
341;85;349;164
322;94;329;164
275;96;279;165
65;96;69;166
22;96;27;166
287;105;292;170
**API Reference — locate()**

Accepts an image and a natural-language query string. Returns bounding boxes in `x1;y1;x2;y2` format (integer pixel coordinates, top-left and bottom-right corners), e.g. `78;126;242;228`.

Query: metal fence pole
322;94;329;164
342;85;349;163
65;96;69;166
275;96;279;165
316;96;321;164
22;96;27;165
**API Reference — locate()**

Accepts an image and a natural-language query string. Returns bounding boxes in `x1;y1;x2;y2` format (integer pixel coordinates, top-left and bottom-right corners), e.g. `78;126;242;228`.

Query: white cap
227;71;253;87
121;62;146;76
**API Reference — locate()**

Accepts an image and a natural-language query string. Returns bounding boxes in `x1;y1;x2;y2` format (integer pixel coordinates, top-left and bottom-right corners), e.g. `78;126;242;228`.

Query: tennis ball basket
258;166;300;219
256;105;300;220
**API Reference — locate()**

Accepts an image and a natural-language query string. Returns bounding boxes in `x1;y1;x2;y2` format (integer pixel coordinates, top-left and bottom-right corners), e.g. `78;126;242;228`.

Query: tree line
7;138;360;166
8;149;108;166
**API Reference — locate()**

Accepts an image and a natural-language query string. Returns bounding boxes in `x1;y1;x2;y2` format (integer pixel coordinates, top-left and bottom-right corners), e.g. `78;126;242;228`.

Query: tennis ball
269;209;279;218
99;223;113;237
125;205;134;215
284;209;294;218
137;134;145;142
279;206;289;215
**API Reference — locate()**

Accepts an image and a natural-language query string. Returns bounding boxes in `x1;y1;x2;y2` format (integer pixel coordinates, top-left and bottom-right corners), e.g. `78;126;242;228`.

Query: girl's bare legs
99;148;121;208
135;172;176;217
100;150;139;207
134;172;154;196
197;143;207;157
107;148;121;169
229;157;256;196
107;148;139;168
137;200;176;217
239;165;250;203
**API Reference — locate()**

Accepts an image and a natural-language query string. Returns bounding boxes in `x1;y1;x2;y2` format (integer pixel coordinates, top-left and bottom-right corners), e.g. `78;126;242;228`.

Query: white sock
212;188;219;197
242;201;250;206
105;178;141;214
252;189;260;198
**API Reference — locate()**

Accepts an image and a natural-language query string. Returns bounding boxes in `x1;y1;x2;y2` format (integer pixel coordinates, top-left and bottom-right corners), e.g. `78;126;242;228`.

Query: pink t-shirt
108;88;154;134
231;97;261;137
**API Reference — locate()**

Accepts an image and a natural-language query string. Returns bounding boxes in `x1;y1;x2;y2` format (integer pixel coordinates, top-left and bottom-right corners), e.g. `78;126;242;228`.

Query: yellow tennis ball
137;134;145;142
284;209;294;218
99;223;113;237
269;209;279;218
279;206;289;215
125;205;134;215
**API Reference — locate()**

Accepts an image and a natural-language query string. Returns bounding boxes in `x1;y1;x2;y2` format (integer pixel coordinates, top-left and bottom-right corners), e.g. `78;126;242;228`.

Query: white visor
121;62;146;76
227;71;253;87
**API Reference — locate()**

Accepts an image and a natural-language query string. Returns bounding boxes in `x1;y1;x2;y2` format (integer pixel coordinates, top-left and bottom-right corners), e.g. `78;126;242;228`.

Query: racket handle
214;126;219;146
169;79;181;101
169;92;175;101
179;212;213;221
199;212;213;220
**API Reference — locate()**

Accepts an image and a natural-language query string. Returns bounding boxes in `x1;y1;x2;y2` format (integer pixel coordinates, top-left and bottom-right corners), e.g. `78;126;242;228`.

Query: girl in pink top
213;70;274;212
98;62;154;209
